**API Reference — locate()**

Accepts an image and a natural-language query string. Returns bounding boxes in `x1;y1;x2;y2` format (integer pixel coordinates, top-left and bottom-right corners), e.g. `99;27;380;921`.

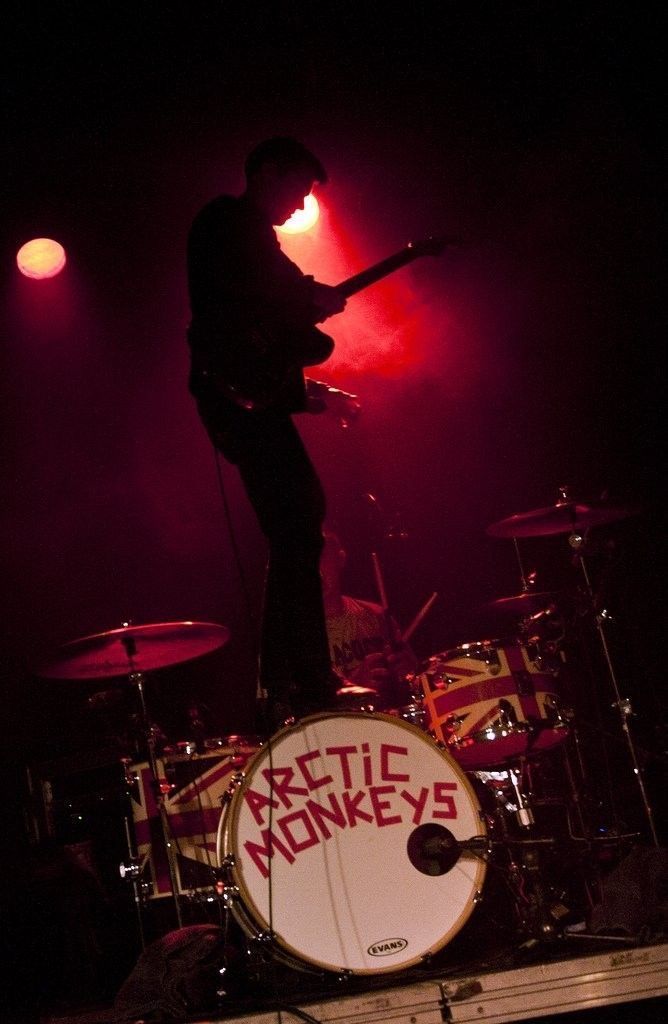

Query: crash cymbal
484;591;559;614
486;499;640;538
35;620;230;680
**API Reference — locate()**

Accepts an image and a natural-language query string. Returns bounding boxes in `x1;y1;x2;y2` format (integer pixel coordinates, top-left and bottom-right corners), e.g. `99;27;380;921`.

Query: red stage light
277;194;320;235
16;238;67;279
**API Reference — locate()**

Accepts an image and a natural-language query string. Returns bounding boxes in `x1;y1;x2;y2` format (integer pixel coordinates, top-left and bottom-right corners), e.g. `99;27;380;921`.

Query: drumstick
371;551;389;611
401;592;438;643
372;550;402;652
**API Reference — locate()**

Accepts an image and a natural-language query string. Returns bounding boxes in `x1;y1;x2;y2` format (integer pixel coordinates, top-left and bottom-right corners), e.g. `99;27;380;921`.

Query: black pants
197;392;335;717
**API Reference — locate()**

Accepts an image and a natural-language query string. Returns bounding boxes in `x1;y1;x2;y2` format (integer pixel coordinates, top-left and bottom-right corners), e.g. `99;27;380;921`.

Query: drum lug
221;884;240;907
221;773;245;805
120;757;139;789
444;713;465;734
118;858;141;881
221;852;236;870
473;889;484;905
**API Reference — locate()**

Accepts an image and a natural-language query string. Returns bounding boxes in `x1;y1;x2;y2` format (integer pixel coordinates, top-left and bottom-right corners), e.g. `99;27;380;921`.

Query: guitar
210;234;457;411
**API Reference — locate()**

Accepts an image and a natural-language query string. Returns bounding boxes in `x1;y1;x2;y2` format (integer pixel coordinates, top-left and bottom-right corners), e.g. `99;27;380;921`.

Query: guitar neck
338;244;422;299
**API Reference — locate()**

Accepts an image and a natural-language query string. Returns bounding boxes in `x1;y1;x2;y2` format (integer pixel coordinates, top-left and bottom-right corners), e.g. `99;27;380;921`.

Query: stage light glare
16;238;67;279
277;194;320;234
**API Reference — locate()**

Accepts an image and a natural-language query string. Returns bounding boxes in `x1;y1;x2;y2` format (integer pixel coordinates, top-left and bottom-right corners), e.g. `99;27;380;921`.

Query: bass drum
216;711;486;975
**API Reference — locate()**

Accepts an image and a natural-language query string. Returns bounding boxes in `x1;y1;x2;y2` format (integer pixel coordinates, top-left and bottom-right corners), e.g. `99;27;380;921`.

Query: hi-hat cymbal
35;620;230;680
486;499;640;538
484;591;558;614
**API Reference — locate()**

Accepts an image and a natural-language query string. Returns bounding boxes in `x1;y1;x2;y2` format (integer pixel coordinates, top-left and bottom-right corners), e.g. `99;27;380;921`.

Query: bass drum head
217;711;486;975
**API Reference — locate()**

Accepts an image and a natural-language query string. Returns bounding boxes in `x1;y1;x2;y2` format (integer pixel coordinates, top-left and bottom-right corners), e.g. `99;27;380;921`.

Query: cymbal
35;620;230;680
486;499;639;538
484;591;558;614
336;683;378;698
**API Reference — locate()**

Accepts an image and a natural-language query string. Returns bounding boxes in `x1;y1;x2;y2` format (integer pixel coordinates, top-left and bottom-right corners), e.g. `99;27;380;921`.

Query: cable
272;1006;322;1023
266;731;283;1023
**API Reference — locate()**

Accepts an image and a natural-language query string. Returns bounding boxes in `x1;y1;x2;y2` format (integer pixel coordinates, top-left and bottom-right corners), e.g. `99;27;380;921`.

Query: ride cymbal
34;620;230;680
484;591;559;614
486;499;639;538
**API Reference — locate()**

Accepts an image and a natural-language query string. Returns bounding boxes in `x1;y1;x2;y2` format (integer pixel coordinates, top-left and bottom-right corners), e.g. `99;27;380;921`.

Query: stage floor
42;934;668;1024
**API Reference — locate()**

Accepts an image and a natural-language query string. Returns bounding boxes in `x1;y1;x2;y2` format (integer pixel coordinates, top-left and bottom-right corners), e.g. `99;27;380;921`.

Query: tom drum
416;639;569;769
128;737;260;898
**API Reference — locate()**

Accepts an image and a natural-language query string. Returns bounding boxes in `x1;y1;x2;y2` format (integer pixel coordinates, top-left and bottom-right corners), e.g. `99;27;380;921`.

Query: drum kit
33;490;658;985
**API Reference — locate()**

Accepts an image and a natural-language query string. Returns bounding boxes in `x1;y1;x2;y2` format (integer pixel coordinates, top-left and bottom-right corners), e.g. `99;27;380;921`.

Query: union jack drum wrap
417;640;569;769
129;740;260;898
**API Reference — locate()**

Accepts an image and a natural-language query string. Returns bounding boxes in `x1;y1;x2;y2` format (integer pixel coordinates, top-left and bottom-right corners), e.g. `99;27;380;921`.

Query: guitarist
186;136;348;729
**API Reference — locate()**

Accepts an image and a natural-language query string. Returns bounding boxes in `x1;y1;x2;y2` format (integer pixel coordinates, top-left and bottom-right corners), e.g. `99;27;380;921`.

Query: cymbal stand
120;633;184;927
118;800;147;951
512;537;530;594
568;530;659;847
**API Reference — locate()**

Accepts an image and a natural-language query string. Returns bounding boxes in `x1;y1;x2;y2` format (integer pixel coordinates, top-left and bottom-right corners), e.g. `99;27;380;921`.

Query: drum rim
217;710;487;975
420;636;537;665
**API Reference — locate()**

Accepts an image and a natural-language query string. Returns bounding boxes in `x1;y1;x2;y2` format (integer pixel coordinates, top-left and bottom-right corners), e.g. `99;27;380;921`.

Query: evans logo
367;937;408;957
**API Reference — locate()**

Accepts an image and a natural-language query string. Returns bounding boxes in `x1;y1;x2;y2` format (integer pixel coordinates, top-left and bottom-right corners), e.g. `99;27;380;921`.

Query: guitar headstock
408;234;463;256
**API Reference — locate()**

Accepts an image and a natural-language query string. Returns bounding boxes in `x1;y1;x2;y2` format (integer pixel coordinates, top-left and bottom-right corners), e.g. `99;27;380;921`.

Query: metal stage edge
194;940;668;1024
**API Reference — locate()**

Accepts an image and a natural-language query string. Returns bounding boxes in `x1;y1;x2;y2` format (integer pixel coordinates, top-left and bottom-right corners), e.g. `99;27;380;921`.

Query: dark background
1;1;666;1013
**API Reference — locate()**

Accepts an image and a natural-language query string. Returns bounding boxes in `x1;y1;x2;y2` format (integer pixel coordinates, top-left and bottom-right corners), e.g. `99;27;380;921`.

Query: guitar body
207;234;452;410
216;322;335;411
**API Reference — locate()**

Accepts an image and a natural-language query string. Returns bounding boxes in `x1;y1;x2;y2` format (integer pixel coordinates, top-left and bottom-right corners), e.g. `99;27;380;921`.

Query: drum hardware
407;824;492;877
118;857;142;882
486;486;659;848
484;590;561;616
396;696;429;730
220;770;248;810
335;682;379;712
416;639;570;770
576;549;659;847
32;619;231;681
33;619;233;930
450;663;637;948
119;800;150;949
504;765;534;829
163;739;199;759
205;734;264;754
479;779;585;944
508;842;570;942
126;741;260;912
485;492;640;539
475;762;536;829
216;711;488;975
